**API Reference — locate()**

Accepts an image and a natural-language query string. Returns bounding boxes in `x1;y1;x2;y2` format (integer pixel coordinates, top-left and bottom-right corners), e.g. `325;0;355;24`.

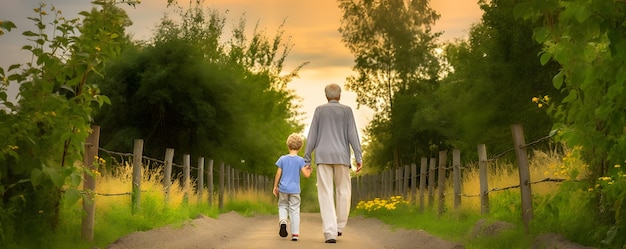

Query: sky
0;0;482;136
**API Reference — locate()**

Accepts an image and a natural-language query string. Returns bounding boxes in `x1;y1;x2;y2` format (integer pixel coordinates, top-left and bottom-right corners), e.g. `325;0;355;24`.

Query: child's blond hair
286;133;304;150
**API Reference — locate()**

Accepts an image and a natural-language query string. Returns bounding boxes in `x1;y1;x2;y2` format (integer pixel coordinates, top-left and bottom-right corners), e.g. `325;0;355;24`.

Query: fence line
82;123;556;240
352;123;560;234
81;126;270;241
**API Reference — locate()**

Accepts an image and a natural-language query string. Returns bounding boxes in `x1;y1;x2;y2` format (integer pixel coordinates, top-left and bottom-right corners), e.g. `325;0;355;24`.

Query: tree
0;1;132;246
440;0;560;159
95;2;305;175
339;0;440;114
338;0;442;170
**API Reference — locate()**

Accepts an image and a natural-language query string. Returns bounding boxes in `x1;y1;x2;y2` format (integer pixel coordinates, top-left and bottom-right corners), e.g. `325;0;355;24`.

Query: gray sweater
304;100;362;166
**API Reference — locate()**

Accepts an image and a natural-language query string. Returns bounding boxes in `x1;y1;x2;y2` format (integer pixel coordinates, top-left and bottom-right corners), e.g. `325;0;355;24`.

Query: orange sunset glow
0;0;482;134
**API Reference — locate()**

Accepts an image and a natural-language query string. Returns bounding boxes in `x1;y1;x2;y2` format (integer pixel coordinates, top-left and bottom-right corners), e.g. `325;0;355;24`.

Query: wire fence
351;124;561;233
80;127;270;241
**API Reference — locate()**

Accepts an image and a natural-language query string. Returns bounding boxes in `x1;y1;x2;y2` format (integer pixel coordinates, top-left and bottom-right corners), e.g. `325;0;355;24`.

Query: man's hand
355;162;362;173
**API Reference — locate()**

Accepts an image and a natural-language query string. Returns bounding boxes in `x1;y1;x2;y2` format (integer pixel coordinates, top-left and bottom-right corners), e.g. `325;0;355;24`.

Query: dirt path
106;212;465;249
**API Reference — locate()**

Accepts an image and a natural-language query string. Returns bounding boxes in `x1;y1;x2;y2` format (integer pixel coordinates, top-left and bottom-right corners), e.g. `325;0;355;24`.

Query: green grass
2;163;225;249
351;148;611;248
9;147;619;248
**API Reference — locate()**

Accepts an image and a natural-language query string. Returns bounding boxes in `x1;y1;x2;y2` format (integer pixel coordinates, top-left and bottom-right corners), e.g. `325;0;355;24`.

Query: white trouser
316;163;351;240
278;192;301;235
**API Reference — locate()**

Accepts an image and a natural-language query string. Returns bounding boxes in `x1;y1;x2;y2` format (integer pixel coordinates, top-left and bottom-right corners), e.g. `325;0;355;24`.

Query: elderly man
304;83;363;244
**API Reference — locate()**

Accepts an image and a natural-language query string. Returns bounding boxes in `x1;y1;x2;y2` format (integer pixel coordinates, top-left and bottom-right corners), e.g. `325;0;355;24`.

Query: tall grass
40;161;279;249
22;147;605;248
353;146;604;248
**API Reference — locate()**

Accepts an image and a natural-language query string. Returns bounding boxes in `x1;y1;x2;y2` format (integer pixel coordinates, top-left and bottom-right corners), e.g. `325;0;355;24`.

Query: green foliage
516;1;626;246
338;0;441;114
441;0;560;160
94;2;305;176
0;1;130;246
594;165;626;247
532;181;603;246
355;151;607;248
338;0;443;170
515;0;626;179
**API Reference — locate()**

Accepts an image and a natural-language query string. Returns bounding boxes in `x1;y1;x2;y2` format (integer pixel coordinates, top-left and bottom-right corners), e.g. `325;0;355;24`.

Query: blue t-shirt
276;155;306;194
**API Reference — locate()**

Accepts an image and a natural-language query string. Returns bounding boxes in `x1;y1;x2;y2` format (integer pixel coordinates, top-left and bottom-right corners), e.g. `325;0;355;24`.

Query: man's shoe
279;220;288;237
325;239;337;243
291;235;299;241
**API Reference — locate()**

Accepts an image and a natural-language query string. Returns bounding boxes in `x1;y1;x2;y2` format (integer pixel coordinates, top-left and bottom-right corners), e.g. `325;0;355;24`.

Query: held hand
355;162;362;174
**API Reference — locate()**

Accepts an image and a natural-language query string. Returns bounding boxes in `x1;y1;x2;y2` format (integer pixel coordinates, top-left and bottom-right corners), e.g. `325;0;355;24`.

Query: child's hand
273;187;279;196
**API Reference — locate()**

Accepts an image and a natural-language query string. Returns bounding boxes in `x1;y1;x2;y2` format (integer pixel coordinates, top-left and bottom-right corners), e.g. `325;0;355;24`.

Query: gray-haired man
304;83;363;243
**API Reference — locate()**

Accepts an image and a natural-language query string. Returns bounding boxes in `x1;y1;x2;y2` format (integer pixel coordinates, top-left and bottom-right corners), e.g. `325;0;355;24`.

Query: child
272;133;312;241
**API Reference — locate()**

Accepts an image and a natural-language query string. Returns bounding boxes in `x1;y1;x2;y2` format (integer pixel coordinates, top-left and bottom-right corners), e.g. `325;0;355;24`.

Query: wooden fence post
453;149;462;209
230;166;235;193
197;157;205;199
361;174;367;202
233;169;236;191
219;162;225;210
207;159;214;206
428;157;436;209
419;157;427;212
410;163;417;205
227;165;233;199
183;154;190;202
163;148;174;204
437;151;447;216
378;171;383;198
403;165;410;199
132;139;143;214
394;168;399;197
388;170;393;198
372;174;378;199
512;124;533;233
81;125;100;241
351;176;357;203
477;144;489;214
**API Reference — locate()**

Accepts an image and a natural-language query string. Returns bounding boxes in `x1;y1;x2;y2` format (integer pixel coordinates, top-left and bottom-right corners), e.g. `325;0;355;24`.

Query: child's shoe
279;220;288;237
